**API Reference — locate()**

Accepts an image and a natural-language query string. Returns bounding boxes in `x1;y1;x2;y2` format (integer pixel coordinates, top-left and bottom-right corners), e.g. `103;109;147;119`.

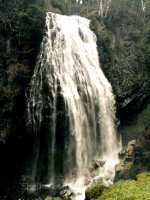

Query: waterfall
141;0;146;11
98;0;112;18
27;12;121;199
98;0;103;17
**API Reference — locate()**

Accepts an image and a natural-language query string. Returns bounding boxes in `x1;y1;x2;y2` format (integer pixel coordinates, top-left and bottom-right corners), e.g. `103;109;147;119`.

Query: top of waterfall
46;11;90;23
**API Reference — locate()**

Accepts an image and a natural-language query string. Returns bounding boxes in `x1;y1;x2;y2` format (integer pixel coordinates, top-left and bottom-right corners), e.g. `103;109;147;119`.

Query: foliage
85;183;106;200
7;63;30;85
0;64;30;143
135;29;150;74
90;18;113;75
129;30;141;42
15;4;45;65
51;0;69;14
97;172;150;200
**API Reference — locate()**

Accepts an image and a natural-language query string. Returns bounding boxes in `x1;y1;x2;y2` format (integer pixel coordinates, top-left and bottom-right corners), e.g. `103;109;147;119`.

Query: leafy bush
51;0;69;14
13;4;45;65
129;30;141;42
90;19;113;74
85;183;106;200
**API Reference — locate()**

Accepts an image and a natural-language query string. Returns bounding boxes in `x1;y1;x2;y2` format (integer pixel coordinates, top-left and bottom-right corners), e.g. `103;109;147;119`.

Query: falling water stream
27;12;121;199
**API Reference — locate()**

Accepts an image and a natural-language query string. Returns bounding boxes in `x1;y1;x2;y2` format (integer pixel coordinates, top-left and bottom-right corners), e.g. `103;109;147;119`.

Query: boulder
93;162;100;169
84;177;91;186
118;149;126;159
128;140;136;146
45;197;53;200
60;188;73;198
53;198;63;200
124;156;133;162
93;160;105;169
126;145;134;157
115;126;150;181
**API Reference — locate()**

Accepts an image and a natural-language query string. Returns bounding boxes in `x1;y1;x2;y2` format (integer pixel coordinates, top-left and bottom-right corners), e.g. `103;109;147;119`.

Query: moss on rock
85;183;106;200
98;172;150;200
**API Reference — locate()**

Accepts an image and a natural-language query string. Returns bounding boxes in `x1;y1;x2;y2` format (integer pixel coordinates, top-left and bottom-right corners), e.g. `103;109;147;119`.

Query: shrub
51;0;69;14
85;183;106;200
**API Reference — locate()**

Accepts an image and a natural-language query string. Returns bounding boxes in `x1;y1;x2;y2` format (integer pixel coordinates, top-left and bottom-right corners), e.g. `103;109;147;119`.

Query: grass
97;172;150;200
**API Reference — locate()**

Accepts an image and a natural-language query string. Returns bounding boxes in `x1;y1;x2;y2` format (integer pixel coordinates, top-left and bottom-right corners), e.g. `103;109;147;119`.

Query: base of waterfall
24;156;119;200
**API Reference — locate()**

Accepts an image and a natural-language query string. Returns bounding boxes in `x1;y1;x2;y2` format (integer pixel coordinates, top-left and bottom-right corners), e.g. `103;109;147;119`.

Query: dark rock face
0;1;45;199
0;0;23;143
0;0;45;143
90;2;150;121
115;126;150;181
90;2;150;151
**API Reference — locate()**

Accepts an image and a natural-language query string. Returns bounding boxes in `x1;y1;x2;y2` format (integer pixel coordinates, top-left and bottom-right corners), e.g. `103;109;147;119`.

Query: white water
141;0;146;11
98;0;112;17
27;12;121;199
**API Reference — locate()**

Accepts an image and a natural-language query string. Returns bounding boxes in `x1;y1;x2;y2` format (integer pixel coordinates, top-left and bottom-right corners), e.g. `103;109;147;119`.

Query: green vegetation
85;183;106;200
0;63;30;142
136;28;150;75
121;102;150;145
85;173;150;200
90;18;114;77
0;0;46;142
51;0;69;14
99;172;150;200
15;4;45;65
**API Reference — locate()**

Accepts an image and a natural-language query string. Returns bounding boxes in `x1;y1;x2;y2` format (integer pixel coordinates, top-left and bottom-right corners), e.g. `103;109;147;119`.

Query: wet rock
90;169;100;178
45;197;53;200
115;126;150;181
127;144;135;157
93;162;100;169
118;149;126;159
60;188;73;199
115;160;133;180
124;156;133;162
60;189;67;196
84;177;91;186
89;160;105;172
93;176;103;184
116;161;125;172
98;160;105;167
128;140;136;146
53;197;63;200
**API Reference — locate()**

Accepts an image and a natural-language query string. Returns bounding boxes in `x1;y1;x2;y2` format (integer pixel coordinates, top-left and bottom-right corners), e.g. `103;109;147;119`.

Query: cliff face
89;0;150;139
0;2;49;198
0;0;46;143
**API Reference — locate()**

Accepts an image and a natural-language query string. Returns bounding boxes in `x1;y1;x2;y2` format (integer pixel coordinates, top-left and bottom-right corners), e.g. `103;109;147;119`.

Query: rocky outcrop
115;126;150;181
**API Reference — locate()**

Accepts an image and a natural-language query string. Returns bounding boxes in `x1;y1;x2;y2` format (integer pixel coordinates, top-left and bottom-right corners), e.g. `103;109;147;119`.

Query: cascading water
141;0;146;11
27;12;121;199
98;0;112;17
